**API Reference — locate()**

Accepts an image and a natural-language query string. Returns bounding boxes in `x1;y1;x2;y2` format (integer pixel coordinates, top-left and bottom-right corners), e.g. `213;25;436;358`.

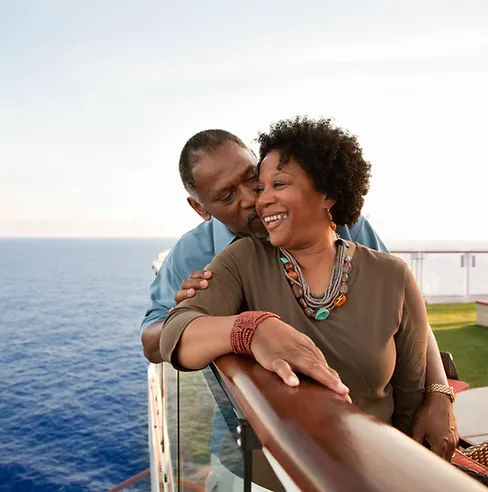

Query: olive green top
161;237;428;435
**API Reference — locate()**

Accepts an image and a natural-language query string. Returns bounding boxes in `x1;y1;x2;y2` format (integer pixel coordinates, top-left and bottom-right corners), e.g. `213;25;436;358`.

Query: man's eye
221;192;235;203
246;172;258;182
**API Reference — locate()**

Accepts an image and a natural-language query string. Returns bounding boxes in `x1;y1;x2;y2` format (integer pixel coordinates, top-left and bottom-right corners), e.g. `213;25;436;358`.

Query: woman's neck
287;229;338;275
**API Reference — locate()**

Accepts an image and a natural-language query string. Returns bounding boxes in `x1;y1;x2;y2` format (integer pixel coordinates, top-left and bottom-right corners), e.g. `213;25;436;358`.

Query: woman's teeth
264;213;288;224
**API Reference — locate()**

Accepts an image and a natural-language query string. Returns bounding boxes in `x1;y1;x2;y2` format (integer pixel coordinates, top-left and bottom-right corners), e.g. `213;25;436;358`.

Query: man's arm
142;322;166;363
141;267;213;363
140;248;180;363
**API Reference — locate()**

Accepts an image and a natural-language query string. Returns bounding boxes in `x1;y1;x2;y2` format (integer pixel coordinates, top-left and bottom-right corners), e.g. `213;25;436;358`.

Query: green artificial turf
427;303;488;388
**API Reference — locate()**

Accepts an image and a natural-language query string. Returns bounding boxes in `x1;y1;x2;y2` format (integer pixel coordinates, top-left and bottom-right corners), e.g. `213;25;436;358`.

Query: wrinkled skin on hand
173;269;212;306
250;317;352;402
412;392;459;461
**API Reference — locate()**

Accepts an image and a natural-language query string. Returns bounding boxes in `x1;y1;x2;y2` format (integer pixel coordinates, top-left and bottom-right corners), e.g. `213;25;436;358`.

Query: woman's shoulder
353;242;407;275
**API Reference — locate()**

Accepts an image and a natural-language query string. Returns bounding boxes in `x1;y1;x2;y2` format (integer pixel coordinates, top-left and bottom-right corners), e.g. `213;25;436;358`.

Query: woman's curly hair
257;116;371;226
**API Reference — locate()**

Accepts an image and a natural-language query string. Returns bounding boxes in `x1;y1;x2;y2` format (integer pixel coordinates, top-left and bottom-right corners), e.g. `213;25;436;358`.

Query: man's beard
246;210;268;240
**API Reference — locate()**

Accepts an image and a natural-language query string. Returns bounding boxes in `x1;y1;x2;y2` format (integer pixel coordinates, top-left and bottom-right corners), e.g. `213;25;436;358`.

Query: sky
1;0;488;242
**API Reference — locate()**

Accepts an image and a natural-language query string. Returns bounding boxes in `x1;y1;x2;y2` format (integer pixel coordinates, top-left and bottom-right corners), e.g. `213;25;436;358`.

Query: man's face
192;141;265;237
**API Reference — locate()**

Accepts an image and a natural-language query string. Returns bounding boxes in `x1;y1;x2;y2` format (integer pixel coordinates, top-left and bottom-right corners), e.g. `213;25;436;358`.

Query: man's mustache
246;210;268;239
246;209;260;225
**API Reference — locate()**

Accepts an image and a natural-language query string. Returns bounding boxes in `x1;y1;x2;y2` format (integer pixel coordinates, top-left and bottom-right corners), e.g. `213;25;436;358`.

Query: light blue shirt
140;216;388;332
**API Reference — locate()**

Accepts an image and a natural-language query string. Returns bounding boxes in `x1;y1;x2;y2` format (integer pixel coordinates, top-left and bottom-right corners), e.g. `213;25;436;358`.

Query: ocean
0;238;176;492
1;237;487;492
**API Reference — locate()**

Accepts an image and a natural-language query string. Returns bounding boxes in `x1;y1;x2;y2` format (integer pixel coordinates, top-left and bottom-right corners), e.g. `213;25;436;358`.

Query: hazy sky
1;0;487;241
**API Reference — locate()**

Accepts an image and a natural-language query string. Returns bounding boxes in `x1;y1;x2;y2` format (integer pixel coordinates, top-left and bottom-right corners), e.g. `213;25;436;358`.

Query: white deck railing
391;250;488;303
153;248;488;303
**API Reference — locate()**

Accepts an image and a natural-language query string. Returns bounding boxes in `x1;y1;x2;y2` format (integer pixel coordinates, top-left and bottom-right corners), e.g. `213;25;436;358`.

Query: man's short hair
179;129;247;199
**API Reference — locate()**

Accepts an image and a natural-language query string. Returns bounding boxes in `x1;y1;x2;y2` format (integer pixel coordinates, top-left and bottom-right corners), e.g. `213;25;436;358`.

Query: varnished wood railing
214;355;486;492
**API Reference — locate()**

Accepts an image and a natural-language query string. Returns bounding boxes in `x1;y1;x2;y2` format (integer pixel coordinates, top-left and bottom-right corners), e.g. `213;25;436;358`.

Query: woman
161;116;428;436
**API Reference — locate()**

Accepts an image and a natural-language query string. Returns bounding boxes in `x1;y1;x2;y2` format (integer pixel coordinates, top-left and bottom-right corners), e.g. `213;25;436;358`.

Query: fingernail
288;375;299;386
200;280;208;288
339;383;349;393
204;271;212;278
187;289;194;296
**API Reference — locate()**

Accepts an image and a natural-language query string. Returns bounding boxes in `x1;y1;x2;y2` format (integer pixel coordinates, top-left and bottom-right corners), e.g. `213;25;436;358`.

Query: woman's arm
161;241;350;396
172;315;236;369
160;247;244;370
426;328;448;385
390;263;429;436
170;312;351;397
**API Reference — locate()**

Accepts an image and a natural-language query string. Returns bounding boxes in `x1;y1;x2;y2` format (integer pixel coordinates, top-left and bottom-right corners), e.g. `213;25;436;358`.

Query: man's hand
174;269;212;305
250;317;352;403
412;392;459;461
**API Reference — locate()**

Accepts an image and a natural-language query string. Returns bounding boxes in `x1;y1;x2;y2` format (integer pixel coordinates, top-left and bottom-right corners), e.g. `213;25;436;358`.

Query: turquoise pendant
315;308;330;320
280;257;288;264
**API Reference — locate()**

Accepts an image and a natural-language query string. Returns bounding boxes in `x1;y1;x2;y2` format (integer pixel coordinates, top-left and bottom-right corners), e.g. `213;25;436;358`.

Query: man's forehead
193;144;256;188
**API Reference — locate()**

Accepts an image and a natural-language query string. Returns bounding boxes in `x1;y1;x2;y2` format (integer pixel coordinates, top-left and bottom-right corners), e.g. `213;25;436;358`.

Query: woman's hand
250;317;351;402
412;392;459;461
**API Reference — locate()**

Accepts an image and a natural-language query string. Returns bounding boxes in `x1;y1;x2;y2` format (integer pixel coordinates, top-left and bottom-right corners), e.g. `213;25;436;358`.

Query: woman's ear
187;197;212;221
324;195;336;211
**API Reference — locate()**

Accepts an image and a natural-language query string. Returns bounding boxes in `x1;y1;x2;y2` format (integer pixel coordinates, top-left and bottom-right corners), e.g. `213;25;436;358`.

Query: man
141;129;458;459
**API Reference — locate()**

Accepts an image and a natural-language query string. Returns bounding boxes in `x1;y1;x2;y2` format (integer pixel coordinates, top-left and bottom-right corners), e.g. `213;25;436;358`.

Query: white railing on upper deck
391;250;488;303
153;248;488;303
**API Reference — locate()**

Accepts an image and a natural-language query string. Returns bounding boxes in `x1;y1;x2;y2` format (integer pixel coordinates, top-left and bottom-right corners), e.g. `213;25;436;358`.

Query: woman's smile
262;212;288;231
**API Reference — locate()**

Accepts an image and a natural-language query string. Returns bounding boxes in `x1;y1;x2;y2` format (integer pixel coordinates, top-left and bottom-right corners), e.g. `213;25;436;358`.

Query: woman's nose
255;186;275;208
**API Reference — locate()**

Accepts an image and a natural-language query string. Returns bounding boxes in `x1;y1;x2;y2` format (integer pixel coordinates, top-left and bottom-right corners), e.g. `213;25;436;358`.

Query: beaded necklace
280;238;352;320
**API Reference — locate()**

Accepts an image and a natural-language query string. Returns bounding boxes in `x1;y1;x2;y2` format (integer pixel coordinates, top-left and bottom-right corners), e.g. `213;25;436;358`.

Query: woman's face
256;150;333;249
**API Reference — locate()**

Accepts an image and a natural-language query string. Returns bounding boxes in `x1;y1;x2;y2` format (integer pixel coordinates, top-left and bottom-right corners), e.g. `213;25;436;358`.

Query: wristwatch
425;384;456;403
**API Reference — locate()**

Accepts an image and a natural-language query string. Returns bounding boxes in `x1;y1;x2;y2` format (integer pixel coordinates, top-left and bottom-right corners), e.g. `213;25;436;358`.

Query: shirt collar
212;217;238;254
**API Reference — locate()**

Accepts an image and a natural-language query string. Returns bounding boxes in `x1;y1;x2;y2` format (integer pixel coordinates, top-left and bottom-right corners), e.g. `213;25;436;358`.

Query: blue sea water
0;239;176;492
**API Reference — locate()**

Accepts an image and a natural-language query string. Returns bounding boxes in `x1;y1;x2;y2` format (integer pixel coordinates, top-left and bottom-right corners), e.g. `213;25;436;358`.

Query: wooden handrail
391;249;488;254
214;355;486;492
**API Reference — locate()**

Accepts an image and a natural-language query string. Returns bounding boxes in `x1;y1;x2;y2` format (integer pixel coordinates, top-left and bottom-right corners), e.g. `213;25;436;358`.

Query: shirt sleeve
160;242;246;369
349;216;389;253
139;247;183;333
390;262;428;435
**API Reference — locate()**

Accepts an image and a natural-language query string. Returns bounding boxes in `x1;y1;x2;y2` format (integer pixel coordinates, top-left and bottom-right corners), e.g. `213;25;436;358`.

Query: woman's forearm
170;315;237;370
426;326;448;386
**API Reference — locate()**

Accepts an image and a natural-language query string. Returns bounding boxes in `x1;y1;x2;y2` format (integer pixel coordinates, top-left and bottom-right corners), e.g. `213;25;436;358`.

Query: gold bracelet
425;383;456;403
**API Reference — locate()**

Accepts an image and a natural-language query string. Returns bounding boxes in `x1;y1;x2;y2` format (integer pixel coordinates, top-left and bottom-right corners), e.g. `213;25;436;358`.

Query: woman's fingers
271;359;300;387
251;318;351;400
297;358;350;398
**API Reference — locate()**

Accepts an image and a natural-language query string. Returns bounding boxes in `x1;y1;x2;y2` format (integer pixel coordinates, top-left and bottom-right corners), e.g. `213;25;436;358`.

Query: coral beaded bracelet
230;311;280;355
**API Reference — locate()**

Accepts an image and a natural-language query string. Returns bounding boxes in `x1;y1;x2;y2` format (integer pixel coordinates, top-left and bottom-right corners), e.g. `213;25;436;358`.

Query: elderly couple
141;117;458;468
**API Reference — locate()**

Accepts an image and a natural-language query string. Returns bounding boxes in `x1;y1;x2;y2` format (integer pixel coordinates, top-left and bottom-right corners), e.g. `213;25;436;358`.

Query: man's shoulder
173;219;215;248
355;242;405;275
162;220;221;276
338;216;388;253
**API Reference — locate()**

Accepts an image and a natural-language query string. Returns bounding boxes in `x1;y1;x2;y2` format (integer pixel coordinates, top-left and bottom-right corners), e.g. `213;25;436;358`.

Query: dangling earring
327;208;337;232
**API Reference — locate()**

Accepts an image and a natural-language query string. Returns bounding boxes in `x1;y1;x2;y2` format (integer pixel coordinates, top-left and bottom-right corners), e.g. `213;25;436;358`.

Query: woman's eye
273;182;285;189
255;186;264;195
